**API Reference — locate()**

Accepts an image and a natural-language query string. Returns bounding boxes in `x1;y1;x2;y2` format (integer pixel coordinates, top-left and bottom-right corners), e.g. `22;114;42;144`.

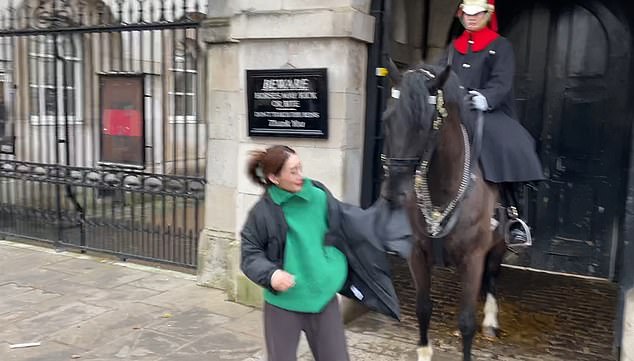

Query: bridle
382;68;481;238
381;68;446;175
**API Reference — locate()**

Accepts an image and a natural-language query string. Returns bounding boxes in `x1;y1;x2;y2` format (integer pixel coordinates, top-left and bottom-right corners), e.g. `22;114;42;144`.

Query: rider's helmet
459;0;494;16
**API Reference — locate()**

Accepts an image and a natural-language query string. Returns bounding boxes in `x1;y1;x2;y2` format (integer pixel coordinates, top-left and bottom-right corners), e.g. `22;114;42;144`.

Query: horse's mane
397;63;476;142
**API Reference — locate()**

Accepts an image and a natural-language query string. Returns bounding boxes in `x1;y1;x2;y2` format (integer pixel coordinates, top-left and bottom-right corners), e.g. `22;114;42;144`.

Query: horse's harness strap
415;124;472;238
470;110;485;174
414;83;482;238
423;110;484;239
419;88;448;168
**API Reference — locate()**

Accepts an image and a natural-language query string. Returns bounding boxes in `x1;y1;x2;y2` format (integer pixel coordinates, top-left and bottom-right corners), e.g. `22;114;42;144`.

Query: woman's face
269;153;304;193
463;11;488;32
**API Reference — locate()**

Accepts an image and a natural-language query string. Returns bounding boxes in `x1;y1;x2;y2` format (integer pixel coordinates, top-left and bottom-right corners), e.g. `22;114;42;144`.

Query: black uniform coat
240;180;401;320
440;32;545;183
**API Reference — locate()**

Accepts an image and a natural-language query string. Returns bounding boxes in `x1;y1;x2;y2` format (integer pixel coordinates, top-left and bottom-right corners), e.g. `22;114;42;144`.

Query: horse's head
381;61;454;207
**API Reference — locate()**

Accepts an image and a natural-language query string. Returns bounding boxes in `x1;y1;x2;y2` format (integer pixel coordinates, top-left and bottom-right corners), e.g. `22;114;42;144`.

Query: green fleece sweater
264;179;348;313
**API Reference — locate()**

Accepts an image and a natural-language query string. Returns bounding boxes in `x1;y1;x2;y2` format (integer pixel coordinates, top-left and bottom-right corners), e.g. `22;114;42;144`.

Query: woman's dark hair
246;145;296;187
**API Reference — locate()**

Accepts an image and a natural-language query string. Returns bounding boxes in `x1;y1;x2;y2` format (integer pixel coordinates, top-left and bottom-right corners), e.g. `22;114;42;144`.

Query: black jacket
240;180;401;320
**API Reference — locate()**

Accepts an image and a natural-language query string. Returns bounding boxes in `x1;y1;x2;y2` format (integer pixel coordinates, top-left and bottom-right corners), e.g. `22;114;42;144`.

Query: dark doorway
498;0;631;278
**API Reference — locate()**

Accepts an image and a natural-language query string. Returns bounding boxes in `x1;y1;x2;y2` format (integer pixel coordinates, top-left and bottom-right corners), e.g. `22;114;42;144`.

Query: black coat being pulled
240;180;402;320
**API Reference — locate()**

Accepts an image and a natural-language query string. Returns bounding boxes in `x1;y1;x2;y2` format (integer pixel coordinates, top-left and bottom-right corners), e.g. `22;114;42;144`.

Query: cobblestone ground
349;256;619;361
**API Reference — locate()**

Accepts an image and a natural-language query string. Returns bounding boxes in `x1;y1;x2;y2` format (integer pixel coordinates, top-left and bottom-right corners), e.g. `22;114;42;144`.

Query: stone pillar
426;0;460;62
196;8;239;292
618;116;634;360
197;0;375;310
623;289;634;360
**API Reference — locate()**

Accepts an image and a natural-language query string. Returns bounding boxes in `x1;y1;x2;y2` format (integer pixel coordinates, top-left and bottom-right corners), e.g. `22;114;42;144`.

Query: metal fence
0;0;208;268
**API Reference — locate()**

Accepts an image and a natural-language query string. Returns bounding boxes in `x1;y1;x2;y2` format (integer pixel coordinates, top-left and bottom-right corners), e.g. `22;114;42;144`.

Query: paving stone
60;264;149;289
82;329;187;360
76;283;163;308
220;309;263;339
0;301;111;344
40;257;106;275
49;303;164;351
0;267;70;289
140;283;257;321
0;249;64;273
0;283;62;311
145;307;231;339
124;273;194;292
0;340;81;361
0;244;32;261
0;294;85;335
0;289;63;322
159;330;261;361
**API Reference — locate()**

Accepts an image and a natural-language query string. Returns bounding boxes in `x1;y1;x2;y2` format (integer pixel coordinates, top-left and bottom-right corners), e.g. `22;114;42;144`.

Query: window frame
28;36;83;126
167;49;198;124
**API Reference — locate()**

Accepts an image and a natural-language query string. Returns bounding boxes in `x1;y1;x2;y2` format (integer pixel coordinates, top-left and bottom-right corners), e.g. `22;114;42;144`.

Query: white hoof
416;345;433;361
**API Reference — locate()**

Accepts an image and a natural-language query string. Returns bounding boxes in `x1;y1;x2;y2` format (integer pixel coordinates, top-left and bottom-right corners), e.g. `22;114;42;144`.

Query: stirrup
504;218;532;247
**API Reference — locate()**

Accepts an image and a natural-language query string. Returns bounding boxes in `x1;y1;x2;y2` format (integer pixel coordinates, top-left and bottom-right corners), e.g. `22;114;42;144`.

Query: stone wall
388;0;460;66
197;0;374;307
623;289;634;360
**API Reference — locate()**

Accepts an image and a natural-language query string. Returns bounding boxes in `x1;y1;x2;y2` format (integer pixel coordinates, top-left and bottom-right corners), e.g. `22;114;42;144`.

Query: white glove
469;90;489;111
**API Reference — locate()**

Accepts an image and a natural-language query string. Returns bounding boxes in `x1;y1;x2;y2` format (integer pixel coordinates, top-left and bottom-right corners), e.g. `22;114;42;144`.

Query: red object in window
102;109;142;137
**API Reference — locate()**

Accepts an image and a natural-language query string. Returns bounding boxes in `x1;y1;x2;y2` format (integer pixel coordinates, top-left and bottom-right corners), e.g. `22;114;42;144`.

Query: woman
440;0;545;245
240;145;400;361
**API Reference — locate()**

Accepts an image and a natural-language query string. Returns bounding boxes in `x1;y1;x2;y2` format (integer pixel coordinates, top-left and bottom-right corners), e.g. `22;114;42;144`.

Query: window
0;37;14;154
29;35;82;125
0;36;13;92
168;46;197;123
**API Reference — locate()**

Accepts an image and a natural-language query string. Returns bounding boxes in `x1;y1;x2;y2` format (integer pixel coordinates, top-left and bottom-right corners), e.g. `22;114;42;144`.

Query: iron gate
0;0;208;268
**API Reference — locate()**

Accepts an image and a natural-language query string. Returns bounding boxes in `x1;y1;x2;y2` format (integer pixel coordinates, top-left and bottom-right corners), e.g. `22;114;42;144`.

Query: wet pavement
376;255;620;360
1;238;617;361
0;240;457;361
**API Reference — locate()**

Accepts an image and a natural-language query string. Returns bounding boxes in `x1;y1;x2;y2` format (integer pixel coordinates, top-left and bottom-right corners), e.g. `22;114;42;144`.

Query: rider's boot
505;206;532;247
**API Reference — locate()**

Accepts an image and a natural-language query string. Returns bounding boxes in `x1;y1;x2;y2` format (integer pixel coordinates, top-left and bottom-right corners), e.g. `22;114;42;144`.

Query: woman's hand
271;269;296;292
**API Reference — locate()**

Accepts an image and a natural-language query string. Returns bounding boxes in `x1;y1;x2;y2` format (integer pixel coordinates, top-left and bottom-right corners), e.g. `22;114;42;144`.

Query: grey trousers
263;297;350;361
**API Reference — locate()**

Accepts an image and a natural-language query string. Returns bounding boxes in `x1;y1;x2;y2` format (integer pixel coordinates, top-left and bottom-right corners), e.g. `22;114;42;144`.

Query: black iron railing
0;0;208;268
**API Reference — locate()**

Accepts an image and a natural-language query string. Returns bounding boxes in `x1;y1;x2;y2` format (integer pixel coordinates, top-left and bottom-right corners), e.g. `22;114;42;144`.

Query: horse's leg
458;253;486;361
409;244;434;361
481;239;506;338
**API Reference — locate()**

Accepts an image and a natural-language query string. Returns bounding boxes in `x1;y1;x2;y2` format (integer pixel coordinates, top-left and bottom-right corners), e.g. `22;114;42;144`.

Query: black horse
381;63;507;361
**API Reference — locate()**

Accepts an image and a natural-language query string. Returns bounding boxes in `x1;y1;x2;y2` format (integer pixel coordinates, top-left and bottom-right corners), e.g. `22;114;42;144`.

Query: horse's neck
428;111;466;206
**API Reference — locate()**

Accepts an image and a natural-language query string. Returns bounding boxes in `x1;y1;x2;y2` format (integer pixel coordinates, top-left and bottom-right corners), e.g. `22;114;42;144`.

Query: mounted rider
439;0;545;246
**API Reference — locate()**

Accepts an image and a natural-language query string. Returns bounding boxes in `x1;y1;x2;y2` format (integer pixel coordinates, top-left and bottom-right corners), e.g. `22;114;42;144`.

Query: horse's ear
386;57;402;84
